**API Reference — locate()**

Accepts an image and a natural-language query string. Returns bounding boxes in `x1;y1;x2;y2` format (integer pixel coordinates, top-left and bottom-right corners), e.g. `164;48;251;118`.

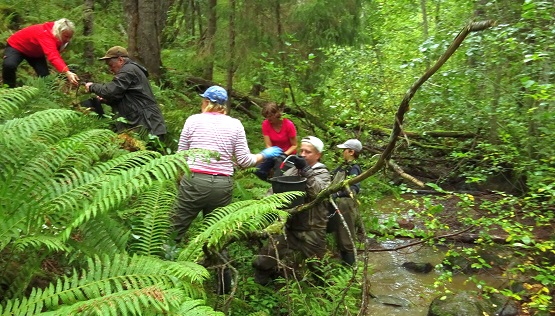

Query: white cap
337;139;362;152
301;136;324;153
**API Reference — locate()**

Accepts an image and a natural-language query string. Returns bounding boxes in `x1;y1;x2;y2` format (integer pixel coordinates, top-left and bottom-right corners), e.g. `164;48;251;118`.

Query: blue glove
260;146;283;159
288;155;308;171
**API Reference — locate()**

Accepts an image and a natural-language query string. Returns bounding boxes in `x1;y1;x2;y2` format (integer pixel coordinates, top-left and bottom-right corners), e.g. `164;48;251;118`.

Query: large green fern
0;86;40;120
0;107;192;305
179;192;301;262
0;87;283;315
127;180;177;258
0;254;217;316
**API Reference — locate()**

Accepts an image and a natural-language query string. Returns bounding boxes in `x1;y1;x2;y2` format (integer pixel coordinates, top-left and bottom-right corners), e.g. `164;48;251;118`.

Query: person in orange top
2;18;79;88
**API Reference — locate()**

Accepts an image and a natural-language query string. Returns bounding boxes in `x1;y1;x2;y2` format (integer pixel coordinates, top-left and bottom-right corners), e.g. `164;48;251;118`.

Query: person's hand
65;71;80;86
260;146;283;159
85;82;93;93
288;155;308;170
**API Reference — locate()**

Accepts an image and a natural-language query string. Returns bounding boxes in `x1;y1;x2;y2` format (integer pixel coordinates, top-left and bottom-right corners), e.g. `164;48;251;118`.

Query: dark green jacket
90;60;167;136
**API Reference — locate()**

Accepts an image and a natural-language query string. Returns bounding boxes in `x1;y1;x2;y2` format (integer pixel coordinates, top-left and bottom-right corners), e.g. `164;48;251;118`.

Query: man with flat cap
84;46;166;138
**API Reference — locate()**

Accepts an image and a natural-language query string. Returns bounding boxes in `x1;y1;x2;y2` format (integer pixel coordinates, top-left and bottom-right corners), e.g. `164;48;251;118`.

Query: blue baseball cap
200;85;228;105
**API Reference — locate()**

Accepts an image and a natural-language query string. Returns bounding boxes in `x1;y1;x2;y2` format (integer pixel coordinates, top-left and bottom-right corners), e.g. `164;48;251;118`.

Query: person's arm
347;164;362;195
38;34;79;85
284;137;298;155
177;117;193;152
234;121;261;168
263;135;273;148
261;120;273;148
304;167;331;199
87;66;133;100
284;118;297;155
335;164;361;198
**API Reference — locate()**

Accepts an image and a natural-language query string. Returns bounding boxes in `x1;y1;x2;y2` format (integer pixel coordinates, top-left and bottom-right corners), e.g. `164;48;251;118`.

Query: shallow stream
362;195;504;316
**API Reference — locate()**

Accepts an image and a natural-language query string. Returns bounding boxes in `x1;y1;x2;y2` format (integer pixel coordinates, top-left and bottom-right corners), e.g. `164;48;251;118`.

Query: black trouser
81;97;105;117
2;44;49;88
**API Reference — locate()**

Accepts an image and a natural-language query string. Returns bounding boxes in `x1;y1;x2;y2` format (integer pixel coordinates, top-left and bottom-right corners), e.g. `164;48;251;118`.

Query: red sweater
7;22;69;73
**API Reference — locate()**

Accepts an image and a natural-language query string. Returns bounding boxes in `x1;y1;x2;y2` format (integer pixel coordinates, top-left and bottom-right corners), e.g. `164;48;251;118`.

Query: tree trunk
83;0;95;65
420;0;430;69
202;0;217;80
195;0;202;38
226;0;236;110
124;0;170;81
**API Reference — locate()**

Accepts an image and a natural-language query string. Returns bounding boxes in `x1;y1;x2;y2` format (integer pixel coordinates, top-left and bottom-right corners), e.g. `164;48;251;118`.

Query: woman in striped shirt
175;85;282;241
175;86;282;294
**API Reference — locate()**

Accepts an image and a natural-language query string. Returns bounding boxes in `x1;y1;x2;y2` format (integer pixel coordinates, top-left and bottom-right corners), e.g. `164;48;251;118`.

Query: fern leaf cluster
0;86;303;315
0;254;213;316
0;86;40;119
128;180;177;258
179;192;300;262
0;86;245;315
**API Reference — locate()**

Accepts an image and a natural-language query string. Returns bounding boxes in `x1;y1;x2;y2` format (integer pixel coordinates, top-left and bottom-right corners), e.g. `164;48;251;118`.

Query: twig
330;197;359;315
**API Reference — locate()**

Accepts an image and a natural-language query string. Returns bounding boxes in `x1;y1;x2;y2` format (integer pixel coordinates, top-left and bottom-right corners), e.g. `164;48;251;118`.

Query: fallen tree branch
387;159;426;188
290;20;497;216
363;226;475;253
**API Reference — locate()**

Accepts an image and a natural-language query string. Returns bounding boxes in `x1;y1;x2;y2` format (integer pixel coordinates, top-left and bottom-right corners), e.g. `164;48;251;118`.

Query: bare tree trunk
226;0;236;109
125;0;139;61
195;0;202;38
420;0;430;69
274;0;289;102
83;0;95;65
202;0;217;80
124;0;170;81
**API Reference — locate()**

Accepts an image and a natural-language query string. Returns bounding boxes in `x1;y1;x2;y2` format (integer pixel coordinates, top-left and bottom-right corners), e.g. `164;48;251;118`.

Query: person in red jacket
2;18;79;88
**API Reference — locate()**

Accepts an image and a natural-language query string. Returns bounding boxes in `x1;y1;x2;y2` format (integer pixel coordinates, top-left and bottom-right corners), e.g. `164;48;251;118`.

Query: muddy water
362;195;504;316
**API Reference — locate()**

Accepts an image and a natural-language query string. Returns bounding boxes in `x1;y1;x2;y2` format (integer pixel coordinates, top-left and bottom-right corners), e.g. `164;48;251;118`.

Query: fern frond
172;299;226;316
0;212;31;252
178;193;300;262
0;254;209;316
69;214;130;258
0;109;80;142
3;129;118;213
56;153;188;241
13;235;71;253
83;150;162;178
128;180;177;258
0;86;39;120
38;286;184;316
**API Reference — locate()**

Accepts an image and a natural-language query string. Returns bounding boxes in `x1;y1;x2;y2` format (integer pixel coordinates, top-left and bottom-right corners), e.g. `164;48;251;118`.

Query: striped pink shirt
178;112;257;175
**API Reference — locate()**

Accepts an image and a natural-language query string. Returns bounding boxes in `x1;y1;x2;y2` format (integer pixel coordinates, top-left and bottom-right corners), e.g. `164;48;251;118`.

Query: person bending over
2;18;79;87
84;46;166;138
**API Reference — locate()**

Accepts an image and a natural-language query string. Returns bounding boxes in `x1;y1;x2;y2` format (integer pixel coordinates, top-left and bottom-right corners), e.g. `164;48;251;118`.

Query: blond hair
52;18;75;41
203;100;227;114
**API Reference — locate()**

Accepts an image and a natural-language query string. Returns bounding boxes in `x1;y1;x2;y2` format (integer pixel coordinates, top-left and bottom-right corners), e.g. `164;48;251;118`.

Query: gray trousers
174;172;233;241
